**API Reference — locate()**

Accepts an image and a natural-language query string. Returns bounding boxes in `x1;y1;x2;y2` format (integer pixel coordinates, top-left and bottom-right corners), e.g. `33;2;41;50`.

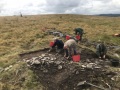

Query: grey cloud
44;0;104;14
0;0;5;12
46;0;80;7
27;3;34;7
0;0;120;16
92;0;110;3
91;0;120;14
45;0;81;13
0;2;5;13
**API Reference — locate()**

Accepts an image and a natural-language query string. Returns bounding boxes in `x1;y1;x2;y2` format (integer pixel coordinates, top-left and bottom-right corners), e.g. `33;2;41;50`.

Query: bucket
76;35;80;40
49;41;54;47
72;55;80;62
66;35;70;40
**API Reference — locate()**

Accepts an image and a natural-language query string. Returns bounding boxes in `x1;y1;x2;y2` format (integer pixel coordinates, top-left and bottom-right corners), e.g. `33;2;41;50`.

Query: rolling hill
0;14;120;90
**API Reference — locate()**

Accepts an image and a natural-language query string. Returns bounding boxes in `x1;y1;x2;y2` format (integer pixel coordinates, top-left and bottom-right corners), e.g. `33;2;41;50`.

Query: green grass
0;14;120;90
93;34;120;45
0;62;44;90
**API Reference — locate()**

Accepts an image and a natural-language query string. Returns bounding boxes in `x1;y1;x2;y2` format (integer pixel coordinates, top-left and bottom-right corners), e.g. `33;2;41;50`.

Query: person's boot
103;55;106;59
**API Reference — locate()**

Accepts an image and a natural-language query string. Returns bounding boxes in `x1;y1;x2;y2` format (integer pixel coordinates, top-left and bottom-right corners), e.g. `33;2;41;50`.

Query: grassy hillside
0;14;120;89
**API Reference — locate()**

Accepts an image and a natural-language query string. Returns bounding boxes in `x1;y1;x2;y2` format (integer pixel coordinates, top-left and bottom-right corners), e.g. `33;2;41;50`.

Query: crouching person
64;39;77;59
74;28;84;41
96;41;107;59
49;37;64;53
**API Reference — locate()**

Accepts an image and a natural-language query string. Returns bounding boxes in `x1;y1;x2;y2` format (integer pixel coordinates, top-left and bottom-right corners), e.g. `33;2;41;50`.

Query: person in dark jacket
49;37;64;53
74;28;84;41
96;41;107;59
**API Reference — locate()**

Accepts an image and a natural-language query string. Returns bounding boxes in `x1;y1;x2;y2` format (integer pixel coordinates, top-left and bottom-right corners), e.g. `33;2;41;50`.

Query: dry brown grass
0;14;120;90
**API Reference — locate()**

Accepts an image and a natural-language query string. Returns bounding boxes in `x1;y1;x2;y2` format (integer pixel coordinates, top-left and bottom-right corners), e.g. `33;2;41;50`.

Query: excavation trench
20;48;117;90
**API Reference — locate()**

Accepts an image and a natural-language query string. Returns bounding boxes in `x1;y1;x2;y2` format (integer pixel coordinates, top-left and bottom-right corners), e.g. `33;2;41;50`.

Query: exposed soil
19;30;120;90
20;47;119;90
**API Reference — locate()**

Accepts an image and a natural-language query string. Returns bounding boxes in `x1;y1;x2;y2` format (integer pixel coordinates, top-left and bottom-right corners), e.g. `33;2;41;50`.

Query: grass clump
0;14;120;90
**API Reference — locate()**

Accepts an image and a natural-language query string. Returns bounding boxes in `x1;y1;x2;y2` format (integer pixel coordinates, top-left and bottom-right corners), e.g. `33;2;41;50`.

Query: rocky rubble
21;48;120;90
0;65;13;73
19;30;120;90
23;53;67;74
23;51;110;72
47;30;65;37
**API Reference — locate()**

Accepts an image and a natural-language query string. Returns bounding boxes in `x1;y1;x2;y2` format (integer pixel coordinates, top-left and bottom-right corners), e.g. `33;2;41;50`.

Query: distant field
0;14;120;59
0;14;120;66
0;14;120;89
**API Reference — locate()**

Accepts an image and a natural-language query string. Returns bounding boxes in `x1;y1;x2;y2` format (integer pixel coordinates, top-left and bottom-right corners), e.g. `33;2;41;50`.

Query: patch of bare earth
20;48;119;90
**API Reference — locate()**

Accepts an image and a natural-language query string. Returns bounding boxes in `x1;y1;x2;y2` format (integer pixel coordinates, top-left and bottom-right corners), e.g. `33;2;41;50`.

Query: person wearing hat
49;37;64;53
64;39;77;59
74;28;84;41
96;41;107;59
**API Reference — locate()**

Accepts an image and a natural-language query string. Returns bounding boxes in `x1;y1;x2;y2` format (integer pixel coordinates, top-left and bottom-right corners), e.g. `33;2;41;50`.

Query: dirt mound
20;48;118;90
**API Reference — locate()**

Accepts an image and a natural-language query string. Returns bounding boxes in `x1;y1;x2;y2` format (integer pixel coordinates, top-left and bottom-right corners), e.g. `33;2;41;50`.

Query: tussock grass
0;14;120;90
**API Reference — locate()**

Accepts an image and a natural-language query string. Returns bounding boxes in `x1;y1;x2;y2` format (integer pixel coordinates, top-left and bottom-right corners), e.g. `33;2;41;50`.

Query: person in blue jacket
49;37;64;53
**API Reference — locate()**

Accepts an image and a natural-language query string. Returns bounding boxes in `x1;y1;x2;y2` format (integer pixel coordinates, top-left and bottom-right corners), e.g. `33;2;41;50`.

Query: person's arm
67;47;71;58
96;44;101;58
81;29;84;34
104;45;107;54
64;49;68;57
96;44;100;52
52;41;56;48
103;46;107;58
75;29;77;35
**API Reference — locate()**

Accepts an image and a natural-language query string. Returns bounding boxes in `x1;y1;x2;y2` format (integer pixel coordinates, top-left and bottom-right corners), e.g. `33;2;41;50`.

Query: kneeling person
74;28;84;41
49;37;64;53
96;41;107;59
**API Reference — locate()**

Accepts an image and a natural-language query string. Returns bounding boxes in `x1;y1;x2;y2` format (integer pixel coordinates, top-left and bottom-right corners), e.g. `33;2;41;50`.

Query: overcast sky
0;0;120;16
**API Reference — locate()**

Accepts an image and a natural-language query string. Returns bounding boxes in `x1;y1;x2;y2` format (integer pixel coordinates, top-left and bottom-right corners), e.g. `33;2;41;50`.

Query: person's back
74;28;84;41
96;42;107;58
75;28;83;35
64;39;77;48
48;38;64;53
97;43;106;52
64;39;77;59
53;39;64;49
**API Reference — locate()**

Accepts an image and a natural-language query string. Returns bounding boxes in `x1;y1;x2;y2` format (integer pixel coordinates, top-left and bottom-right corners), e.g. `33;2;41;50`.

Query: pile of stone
23;53;67;73
23;51;111;71
22;50;119;90
0;65;13;73
47;30;65;37
23;55;110;76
